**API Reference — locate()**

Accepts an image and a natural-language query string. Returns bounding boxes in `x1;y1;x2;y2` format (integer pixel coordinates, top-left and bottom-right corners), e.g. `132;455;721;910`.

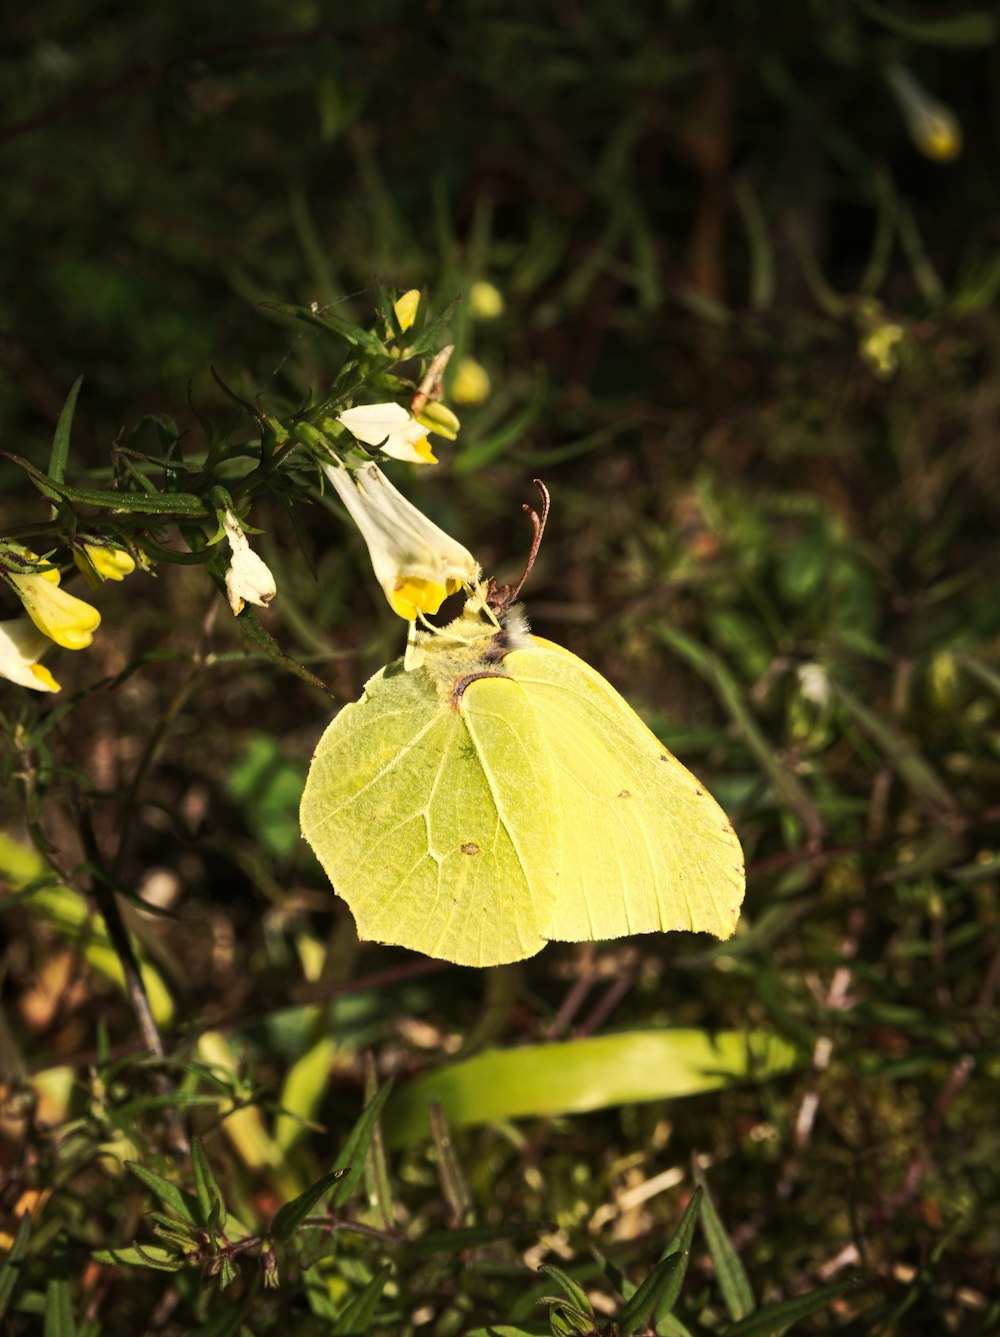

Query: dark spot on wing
694;787;704;796
618;789;631;799
461;842;481;855
659;754;669;762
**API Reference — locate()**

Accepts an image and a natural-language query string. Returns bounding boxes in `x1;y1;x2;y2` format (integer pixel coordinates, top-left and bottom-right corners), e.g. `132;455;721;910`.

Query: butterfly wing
498;637;745;943
301;660;559;966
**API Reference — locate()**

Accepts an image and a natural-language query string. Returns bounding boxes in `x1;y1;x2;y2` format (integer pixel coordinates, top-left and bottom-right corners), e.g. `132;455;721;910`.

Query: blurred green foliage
2;2;1000;1333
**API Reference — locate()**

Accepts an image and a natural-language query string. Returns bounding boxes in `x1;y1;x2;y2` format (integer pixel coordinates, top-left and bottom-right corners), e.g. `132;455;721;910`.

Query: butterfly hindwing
498;638;745;943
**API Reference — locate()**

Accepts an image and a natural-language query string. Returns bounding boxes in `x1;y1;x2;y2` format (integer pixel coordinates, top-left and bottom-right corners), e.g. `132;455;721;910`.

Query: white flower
222;511;276;616
323;458;479;621
0;617;59;692
337;402;437;466
797;663;831;707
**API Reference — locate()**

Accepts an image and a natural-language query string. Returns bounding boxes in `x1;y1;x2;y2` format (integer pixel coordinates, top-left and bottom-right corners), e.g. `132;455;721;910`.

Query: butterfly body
301;591;745;966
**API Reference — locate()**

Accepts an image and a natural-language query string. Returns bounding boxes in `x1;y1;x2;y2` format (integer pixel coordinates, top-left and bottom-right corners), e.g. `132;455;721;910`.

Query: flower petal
0;617;61;690
222;512;277;616
8;573;101;650
323;458;479;621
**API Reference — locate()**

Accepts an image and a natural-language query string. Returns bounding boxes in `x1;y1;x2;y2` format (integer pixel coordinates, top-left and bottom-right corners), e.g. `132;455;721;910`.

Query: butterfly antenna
510;479;550;601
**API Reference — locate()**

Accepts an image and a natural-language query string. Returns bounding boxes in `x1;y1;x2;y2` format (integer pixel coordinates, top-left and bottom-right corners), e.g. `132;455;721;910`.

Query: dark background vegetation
2;2;1000;1333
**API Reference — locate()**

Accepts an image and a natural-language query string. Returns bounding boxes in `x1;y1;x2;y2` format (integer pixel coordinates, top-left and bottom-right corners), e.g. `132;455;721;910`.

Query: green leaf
92;1245;185;1272
329;1079;395;1208
271;1169;349;1243
48;376;84;487
0;1209;32;1318
267;302;387;354
695;1169;755;1322
857;0;996;47
537;1265;593;1317
656;625;824;842
384;1032;798;1144
44;1269;76;1337
329;1264;392;1335
191;1138;226;1233
125;1161;200;1225
830;679;958;811
465;1328;549;1337
619;1252;683;1336
4;453;210;515
190;1306;248;1337
591;1245;634;1302
721;1279;857;1336
653;1187;702;1322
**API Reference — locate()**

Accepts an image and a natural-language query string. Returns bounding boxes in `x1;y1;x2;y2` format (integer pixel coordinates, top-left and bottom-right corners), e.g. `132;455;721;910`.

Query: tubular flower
886;64;962;162
0;618;60;691
322;457;480;621
337;402;437;465
221;511;277;616
3;551;101;650
73;542;136;588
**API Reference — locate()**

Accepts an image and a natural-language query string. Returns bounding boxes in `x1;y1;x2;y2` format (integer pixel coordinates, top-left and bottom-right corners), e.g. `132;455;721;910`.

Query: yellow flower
886;64;962;162
451;357;491;406
73;542;136;588
413;401;460;441
469;280;504;320
393;289;421;333
4;552;100;650
0;618;60;692
221;510;277;616
322;458;479;621
859;321;906;379
338;402;437;465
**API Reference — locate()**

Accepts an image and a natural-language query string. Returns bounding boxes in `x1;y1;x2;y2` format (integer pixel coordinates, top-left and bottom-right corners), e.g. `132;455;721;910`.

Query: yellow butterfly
301;487;744;967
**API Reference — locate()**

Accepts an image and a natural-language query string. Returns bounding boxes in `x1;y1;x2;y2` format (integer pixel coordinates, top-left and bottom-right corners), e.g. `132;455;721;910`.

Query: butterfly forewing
302;661;559;966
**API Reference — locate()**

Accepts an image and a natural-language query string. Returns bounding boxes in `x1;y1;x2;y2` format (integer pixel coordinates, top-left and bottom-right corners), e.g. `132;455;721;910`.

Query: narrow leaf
329;1079;394;1208
429;1100;473;1227
722;1279;857;1335
44;1275;75;1337
657;626;824;842
330;1264;392;1335
695;1169;755;1322
654;1188;702;1321
619;1253;683;1335
858;0;995;47
830;680;957;811
465;1327;548;1337
363;1052;395;1231
92;1245;184;1271
191;1305;247;1337
126;1161;200;1224
48;376;83;486
0;1210;32;1318
191;1138;226;1232
385;1031;797;1144
537;1266;593;1317
271;1169;348;1243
